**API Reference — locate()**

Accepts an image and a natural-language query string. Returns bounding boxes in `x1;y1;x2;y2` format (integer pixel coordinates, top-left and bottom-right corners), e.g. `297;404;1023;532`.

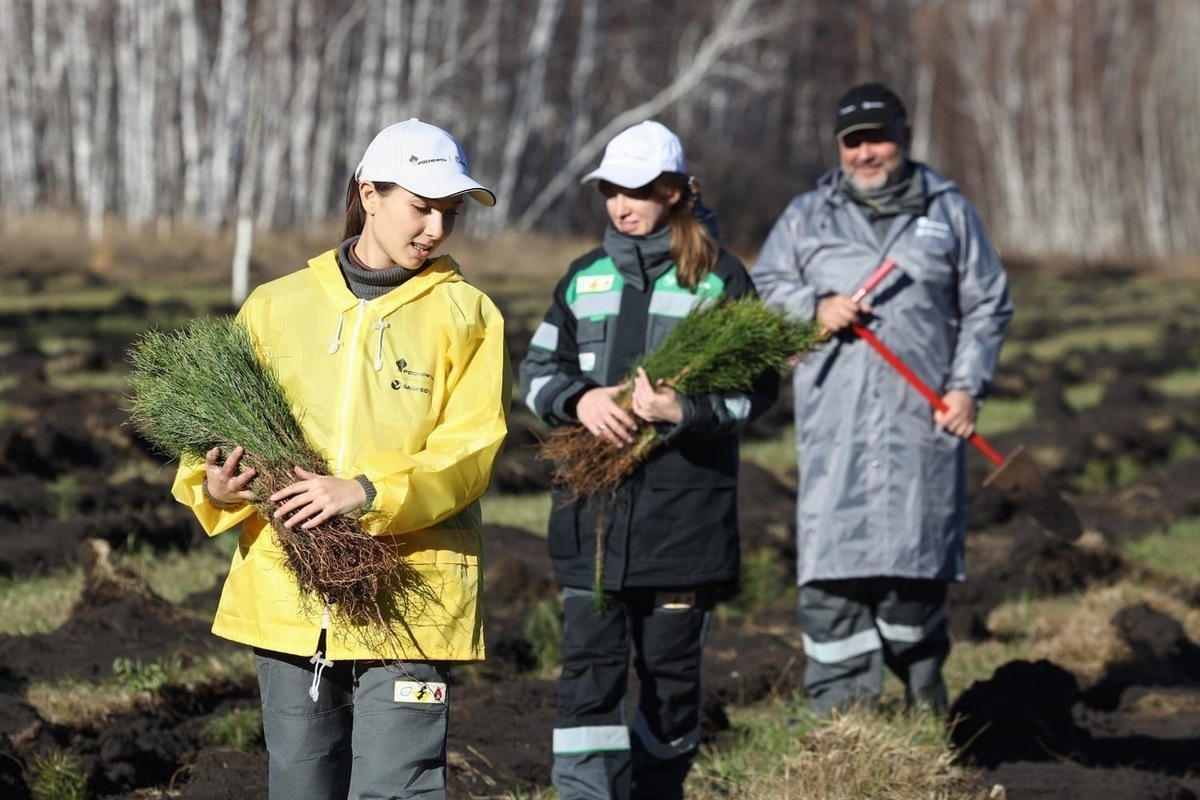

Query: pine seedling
126;316;430;653
537;297;823;607
539;297;821;500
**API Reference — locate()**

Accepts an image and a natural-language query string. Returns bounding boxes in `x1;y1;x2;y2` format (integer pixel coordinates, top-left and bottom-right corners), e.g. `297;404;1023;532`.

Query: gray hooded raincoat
753;163;1012;585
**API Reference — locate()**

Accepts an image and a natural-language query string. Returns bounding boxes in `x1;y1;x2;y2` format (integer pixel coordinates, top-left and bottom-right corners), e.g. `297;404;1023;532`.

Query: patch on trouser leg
392;680;447;704
552;725;631;800
348;661;450;798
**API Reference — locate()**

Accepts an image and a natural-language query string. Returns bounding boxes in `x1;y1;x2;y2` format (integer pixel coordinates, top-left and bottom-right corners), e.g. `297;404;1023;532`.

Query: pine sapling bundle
126;317;426;652
536;297;823;607
539;297;823;501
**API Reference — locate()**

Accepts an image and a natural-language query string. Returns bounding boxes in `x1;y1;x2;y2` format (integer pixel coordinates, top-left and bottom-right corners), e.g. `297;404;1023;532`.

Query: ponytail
657;174;718;290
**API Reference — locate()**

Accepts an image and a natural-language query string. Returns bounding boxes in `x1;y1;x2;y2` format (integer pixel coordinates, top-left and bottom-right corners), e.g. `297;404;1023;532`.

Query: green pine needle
126;316;324;470
125;316;428;653
537;296;825;613
636;296;824;392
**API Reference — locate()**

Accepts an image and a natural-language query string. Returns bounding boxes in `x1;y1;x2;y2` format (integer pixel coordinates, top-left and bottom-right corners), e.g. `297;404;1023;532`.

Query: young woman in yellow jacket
173;119;509;800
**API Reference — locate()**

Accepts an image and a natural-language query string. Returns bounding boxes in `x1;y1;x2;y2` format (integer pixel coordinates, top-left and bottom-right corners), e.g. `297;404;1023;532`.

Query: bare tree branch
513;0;772;233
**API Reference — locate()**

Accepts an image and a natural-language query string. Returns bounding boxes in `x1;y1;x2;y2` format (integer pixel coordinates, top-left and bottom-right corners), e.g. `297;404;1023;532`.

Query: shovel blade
983;445;1083;541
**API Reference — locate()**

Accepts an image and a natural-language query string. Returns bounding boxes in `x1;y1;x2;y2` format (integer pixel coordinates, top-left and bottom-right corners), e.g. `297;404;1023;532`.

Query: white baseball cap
355;118;496;206
581;120;686;189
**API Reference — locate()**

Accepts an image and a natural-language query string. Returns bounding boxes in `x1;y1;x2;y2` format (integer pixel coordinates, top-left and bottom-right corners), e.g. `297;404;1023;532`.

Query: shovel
845;261;1083;541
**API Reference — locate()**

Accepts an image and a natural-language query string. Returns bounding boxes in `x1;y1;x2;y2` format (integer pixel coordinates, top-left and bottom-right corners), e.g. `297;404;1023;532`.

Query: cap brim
580;163;661;189
836;121;888;139
395;172;497;207
459;187;497;207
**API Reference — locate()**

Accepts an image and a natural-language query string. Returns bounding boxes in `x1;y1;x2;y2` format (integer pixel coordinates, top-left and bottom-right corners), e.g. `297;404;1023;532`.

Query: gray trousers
799;577;949;716
254;647;450;800
552;586;714;800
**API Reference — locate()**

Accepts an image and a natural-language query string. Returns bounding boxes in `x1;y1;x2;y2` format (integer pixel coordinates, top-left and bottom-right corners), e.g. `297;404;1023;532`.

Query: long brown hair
655;173;718;291
342;178;399;241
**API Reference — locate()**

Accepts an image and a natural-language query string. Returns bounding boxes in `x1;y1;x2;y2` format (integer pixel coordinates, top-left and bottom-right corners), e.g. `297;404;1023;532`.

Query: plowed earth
1;271;1199;798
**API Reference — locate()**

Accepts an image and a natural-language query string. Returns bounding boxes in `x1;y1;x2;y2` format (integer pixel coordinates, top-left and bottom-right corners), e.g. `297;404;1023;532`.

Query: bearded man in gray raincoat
752;82;1013;715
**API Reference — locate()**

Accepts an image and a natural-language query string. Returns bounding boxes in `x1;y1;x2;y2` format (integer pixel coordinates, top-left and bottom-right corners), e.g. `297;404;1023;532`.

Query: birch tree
1;3;40;211
484;0;567;231
175;0;205;225
0;0;1198;263
203;0;249;229
513;0;781;232
65;0;103;238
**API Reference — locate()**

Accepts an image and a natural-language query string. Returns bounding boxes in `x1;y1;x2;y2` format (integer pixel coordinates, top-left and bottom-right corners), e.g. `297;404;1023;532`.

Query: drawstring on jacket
328;312;345;354
328;306;390;370
373;320;390;371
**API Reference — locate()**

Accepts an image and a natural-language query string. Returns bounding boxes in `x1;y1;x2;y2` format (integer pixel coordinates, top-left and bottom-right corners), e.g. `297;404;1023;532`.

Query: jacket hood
308;248;467;369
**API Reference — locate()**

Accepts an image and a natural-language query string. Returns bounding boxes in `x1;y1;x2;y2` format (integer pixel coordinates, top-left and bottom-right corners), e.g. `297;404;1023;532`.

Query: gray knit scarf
336;236;422;301
602;224;675;291
837;162;928;243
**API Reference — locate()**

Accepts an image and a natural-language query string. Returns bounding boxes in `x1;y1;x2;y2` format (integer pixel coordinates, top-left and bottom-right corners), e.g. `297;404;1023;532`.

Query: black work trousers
552;585;714;800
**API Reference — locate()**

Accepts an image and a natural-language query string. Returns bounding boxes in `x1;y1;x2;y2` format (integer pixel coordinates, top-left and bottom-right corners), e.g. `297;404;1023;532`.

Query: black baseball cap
834;82;907;139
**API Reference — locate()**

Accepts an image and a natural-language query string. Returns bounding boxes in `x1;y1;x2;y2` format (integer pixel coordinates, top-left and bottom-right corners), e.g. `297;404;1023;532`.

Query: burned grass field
0;249;1199;799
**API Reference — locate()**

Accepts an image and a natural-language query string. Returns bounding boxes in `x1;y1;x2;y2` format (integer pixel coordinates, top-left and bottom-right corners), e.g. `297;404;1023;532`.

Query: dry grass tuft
721;710;988;800
986;581;1200;685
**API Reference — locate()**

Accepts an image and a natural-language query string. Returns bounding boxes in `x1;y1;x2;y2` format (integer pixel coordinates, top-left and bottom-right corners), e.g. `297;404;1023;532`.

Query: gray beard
848;167;899;194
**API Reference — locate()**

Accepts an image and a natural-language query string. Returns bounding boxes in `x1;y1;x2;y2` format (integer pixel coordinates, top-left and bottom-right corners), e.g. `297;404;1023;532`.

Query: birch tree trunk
1049;0;1084;253
947;4;1032;250
378;2;408;123
30;0;72;202
66;0;101;239
310;3;366;222
484;0;566;231
350;4;383;148
514;0;773;232
407;0;435;116
473;0;507;174
287;0;322;221
257;0;299;226
203;0;249;229
175;0;205;225
0;3;39;210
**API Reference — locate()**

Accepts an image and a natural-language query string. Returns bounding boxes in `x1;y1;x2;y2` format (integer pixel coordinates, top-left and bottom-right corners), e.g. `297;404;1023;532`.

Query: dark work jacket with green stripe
518;231;779;591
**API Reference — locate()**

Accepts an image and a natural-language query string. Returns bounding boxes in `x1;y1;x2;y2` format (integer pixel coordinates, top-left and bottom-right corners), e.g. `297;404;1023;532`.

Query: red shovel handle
849;322;1007;467
850;259;897;303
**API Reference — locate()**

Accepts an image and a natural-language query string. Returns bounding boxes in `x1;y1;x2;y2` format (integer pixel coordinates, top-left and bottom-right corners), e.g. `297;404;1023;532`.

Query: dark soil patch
1;279;1199;798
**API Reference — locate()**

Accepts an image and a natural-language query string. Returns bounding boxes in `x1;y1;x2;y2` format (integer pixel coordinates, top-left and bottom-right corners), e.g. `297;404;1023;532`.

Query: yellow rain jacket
173;249;510;661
